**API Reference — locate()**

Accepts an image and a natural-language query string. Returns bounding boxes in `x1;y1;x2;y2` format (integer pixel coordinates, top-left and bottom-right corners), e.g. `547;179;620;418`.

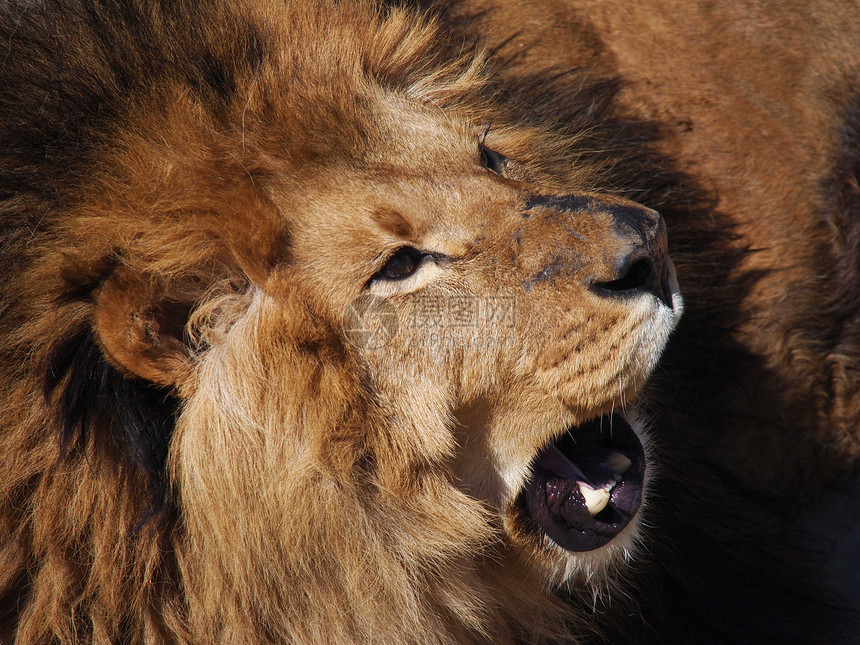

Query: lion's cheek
524;296;681;412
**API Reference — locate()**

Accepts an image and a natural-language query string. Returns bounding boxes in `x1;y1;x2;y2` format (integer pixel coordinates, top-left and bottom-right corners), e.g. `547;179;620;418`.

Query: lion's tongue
536;443;593;482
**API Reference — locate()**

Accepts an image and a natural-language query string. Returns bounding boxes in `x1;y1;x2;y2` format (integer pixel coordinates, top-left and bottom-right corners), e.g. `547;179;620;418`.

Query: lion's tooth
606;451;632;478
578;482;610;516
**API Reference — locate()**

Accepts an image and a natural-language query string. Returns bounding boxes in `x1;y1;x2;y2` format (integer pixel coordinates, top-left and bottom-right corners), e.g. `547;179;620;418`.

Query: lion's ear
94;271;197;389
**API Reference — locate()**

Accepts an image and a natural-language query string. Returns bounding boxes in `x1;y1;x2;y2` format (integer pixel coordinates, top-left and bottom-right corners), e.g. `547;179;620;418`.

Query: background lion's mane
0;0;855;643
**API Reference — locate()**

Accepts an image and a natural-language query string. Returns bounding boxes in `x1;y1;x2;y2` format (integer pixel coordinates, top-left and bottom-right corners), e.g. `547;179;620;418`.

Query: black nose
591;203;672;307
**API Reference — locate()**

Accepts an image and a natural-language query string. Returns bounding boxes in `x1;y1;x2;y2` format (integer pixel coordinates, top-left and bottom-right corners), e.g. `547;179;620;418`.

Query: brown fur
0;0;857;643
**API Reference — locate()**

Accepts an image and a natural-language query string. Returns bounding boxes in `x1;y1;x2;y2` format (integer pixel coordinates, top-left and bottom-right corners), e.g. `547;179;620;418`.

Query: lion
0;0;855;643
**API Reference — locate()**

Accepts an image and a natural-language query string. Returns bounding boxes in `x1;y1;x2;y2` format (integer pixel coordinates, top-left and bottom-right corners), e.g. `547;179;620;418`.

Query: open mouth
520;414;645;552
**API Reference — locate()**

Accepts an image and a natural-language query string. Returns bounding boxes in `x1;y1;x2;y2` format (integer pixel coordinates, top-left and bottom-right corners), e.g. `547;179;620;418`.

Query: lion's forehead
273;170;521;257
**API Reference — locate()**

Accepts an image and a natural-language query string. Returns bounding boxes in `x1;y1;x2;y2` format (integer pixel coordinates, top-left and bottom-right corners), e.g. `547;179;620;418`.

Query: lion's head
0;1;681;641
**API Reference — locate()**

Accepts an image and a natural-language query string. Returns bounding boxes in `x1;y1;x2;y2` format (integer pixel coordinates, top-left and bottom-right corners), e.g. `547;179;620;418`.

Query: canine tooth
606;452;632;478
578;482;610;516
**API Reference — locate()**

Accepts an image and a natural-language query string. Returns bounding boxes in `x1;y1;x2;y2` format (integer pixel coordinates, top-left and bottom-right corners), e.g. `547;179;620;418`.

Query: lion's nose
523;194;673;307
590;202;673;307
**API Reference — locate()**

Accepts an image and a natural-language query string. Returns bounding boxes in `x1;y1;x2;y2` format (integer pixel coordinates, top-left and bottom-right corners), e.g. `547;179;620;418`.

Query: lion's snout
522;193;675;307
593;201;672;307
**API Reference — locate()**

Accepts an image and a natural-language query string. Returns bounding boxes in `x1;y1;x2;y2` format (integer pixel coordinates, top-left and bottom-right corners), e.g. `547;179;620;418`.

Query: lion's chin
520;414;646;552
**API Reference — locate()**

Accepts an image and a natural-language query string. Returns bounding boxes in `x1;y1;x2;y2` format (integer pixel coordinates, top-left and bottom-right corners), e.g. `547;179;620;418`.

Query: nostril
593;258;652;295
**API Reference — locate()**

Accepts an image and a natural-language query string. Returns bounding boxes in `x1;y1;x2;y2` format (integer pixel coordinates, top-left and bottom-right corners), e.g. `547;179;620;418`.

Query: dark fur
44;330;179;523
823;94;860;452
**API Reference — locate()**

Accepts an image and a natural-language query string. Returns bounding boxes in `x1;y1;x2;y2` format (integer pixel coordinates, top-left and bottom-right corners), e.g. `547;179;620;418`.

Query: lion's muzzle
524;193;677;309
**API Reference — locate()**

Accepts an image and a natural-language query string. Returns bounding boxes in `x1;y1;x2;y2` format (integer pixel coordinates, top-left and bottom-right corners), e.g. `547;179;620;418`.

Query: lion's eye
375;247;424;281
479;144;505;175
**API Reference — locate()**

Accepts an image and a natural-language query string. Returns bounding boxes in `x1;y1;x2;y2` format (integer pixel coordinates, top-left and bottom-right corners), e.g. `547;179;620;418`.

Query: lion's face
103;90;683;587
